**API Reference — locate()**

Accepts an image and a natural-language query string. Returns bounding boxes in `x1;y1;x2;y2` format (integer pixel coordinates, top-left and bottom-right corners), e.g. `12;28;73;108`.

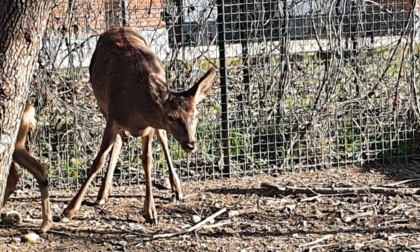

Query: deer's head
150;67;217;152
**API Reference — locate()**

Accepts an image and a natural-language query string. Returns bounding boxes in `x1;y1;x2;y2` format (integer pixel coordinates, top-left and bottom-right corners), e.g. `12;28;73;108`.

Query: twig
22;217;41;223
308;243;338;252
261;182;420;196
152;208;227;239
47;230;72;237
181;193;199;200
299;234;333;247
342;211;374;223
228;206;258;218
203;219;232;229
388;203;407;213
384;178;420;187
387;232;420;239
301;195;322;202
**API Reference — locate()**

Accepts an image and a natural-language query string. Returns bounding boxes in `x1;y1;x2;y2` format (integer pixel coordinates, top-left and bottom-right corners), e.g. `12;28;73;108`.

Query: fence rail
22;0;420;189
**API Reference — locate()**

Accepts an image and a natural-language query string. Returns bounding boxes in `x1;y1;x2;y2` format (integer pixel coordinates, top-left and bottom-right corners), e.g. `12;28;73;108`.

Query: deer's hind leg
63;121;119;219
96;132;123;205
13;149;52;233
3;162;19;206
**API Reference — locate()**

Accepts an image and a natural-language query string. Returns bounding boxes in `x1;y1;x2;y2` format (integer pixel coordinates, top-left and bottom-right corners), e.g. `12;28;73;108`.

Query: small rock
343;215;352;223
117;240;127;247
129;223;144;231
192;215;201;223
198;194;207;201
22;232;40;243
285;204;296;211
162;178;171;190
354;243;364;250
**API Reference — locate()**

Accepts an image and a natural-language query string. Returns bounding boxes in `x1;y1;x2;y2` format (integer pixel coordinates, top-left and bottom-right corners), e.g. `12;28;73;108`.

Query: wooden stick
300;195;321;202
228;206;258;218
342;211;374;223
299;234;333;247
384;178;420;187
152;208;227;239
203;219;232;229
261;182;420;196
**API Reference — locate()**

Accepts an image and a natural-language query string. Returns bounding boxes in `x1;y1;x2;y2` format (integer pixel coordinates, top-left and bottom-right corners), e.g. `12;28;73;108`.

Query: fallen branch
384;178;420;187
299;234;333;247
261;182;420;196
203;219;232;229
152;208;227;239
228;206;258;218
300;195;321;202
308;243;338;252
342;211;374;223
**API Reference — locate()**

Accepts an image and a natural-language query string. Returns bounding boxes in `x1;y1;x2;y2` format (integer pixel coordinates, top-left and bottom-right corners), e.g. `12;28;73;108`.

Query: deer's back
90;27;166;132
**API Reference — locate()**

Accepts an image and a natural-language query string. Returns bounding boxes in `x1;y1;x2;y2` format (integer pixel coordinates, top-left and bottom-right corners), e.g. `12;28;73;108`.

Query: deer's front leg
156;129;182;201
141;128;157;224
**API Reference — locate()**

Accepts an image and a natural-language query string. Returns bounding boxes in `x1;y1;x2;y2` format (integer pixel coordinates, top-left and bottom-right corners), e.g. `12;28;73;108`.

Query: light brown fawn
3;103;53;233
62;27;216;223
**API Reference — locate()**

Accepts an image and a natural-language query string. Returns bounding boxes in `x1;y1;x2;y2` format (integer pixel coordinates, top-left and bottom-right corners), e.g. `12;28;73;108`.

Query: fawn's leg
156;129;182;200
62;121;118;219
3;162;19;205
13;149;53;233
141;128;157;223
96;133;123;204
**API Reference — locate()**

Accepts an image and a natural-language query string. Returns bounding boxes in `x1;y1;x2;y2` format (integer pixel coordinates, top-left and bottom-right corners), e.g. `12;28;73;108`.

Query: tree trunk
0;0;53;206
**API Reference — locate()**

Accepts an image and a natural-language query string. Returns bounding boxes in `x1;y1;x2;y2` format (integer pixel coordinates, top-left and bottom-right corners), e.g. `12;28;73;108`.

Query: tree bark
0;0;54;206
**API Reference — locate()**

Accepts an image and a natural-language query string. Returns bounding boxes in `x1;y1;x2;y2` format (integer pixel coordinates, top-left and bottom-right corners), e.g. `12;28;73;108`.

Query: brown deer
3;103;53;233
62;27;216;223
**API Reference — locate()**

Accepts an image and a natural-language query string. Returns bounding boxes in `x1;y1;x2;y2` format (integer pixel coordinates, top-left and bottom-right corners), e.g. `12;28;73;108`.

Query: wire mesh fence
22;0;420;190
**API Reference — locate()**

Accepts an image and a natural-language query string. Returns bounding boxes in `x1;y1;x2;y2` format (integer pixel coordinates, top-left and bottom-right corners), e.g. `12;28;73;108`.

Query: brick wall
373;0;420;14
51;0;165;36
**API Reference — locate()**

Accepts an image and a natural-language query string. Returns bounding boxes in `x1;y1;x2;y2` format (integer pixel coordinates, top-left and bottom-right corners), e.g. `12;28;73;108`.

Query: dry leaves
1;164;420;251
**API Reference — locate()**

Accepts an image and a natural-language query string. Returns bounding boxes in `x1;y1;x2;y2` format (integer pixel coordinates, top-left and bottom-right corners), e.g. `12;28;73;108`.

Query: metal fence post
217;0;230;176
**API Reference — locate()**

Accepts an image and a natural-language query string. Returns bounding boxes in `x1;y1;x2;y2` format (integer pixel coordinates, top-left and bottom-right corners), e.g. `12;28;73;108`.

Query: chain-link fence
23;0;420;189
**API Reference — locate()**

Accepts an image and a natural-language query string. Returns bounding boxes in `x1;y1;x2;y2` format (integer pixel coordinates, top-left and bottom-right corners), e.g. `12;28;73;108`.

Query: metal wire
21;0;420;189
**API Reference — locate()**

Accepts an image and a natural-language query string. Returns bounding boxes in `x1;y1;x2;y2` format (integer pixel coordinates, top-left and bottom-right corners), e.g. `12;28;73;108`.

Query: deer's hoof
172;191;183;202
143;212;158;225
61;209;75;220
146;218;158;226
40;220;53;233
54;214;71;223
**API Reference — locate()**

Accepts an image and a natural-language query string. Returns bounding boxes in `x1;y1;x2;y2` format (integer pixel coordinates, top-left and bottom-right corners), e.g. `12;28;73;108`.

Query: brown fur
3;103;53;233
62;27;217;223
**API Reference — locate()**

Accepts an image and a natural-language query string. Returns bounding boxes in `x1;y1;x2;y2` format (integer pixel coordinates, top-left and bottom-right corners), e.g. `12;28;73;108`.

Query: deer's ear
189;67;217;103
149;73;169;104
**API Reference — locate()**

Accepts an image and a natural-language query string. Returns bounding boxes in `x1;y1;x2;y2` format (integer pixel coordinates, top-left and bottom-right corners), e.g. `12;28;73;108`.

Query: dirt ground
1;163;420;251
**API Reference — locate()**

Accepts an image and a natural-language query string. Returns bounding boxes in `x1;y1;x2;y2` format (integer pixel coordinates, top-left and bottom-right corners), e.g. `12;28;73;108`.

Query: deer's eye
167;115;176;122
